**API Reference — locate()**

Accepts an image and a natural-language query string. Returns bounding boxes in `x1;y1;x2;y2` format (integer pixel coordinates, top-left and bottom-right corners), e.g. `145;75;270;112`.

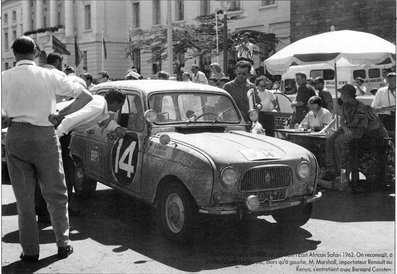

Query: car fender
142;136;216;208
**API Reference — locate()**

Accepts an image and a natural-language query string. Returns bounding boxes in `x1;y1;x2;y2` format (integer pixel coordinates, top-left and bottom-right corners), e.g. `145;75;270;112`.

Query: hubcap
165;193;185;233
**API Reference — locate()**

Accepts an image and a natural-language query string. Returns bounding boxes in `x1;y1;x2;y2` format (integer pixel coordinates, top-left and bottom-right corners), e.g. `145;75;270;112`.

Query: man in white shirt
36;89;126;222
2;36;92;261
372;72;396;132
234;34;254;61
43;53;70;103
354;77;367;96
299;96;333;130
191;64;208;84
55;88;126;138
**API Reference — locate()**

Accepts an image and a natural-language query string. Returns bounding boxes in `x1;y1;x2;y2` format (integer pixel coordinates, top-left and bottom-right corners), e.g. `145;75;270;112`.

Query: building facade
2;0;290;79
290;0;396;44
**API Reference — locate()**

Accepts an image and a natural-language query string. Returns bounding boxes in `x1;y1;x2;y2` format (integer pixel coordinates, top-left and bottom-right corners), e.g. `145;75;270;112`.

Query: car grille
240;166;292;191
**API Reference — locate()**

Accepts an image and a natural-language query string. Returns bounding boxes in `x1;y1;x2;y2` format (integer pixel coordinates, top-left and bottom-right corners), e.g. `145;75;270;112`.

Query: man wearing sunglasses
223;60;261;122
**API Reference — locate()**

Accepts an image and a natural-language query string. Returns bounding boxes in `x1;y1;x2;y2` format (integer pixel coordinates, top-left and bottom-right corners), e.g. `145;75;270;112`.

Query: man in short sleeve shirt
2;36;92;261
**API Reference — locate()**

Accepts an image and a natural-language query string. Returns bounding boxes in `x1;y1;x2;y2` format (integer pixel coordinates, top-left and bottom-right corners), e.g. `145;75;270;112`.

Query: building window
57;11;61;26
152;0;161;25
132;2;140;28
84;5;91;30
5;63;9;70
12;30;17;41
12;11;16;22
229;0;241;11
261;0;276;5
133;49;141;73
175;0;184;21
4;13;8;24
4;32;9;50
83;51;88;69
200;0;210;16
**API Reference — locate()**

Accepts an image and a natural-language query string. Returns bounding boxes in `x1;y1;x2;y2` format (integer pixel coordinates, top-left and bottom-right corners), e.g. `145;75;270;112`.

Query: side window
353;70;366;80
310;69;334;80
369;69;380;78
120;94;144;132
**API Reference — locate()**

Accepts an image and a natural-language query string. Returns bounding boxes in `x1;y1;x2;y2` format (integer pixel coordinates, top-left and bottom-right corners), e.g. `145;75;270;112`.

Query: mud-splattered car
70;80;321;243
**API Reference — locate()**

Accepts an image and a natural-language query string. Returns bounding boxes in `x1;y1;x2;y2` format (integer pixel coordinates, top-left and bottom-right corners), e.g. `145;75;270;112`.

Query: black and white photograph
1;0;395;273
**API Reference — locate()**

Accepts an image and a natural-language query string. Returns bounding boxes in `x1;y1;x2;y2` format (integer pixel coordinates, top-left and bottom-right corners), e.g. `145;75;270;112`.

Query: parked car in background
70;80;321;243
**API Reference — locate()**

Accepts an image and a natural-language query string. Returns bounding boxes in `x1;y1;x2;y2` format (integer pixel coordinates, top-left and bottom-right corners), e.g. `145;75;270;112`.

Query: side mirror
144;109;158;123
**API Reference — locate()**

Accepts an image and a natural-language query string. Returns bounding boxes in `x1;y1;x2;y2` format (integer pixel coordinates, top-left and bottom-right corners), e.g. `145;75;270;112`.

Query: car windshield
148;92;241;124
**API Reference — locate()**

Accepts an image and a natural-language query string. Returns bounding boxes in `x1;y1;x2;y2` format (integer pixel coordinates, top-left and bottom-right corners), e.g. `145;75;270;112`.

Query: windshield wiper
186;103;206;125
212;107;232;124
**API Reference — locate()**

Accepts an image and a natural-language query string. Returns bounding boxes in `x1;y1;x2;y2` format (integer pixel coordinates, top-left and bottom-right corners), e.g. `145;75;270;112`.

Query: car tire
272;203;313;228
74;159;97;197
158;183;196;244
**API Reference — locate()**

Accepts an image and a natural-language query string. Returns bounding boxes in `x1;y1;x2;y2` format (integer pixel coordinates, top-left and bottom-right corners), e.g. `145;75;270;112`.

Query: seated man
298;96;332;131
321;84;388;182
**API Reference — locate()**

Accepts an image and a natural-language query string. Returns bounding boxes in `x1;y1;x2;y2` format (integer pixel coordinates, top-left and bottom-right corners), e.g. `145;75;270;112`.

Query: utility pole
167;0;173;76
223;12;228;74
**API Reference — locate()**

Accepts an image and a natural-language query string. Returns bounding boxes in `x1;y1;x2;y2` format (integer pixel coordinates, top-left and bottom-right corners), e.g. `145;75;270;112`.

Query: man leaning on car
35;88;127;221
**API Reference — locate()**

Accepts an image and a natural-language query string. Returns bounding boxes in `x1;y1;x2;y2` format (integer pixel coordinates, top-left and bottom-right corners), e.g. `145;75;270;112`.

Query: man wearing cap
191;65;208;84
313;77;333;112
321;84;387;182
372;72;396;133
354;77;367;96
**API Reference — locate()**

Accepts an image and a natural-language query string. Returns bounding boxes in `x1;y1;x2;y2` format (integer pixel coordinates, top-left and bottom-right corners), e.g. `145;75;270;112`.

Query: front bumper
198;191;322;215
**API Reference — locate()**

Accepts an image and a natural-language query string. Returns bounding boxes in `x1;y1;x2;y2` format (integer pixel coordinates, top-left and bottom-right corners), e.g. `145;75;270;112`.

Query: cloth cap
387;72;396;78
355;77;364;82
338;84;356;97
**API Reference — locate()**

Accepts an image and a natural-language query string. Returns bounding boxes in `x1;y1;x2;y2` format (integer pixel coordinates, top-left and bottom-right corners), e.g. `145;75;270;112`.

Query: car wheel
158;183;196;244
74;160;97;197
272;203;313;228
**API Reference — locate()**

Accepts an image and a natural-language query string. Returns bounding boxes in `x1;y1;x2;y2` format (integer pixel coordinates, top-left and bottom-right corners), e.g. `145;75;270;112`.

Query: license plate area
245;189;287;202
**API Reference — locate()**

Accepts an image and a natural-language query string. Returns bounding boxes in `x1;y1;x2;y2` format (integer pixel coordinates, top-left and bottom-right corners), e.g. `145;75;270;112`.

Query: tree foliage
126;13;278;64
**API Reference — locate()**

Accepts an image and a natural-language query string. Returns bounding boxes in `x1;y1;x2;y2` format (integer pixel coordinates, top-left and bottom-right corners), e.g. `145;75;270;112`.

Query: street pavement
1;177;395;274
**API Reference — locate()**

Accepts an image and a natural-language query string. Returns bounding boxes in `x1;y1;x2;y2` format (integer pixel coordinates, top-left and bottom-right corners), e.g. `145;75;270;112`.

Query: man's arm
58;90;92;118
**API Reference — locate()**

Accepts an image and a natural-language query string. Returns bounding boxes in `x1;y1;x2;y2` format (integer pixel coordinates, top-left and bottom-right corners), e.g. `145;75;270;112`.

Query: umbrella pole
334;61;339;129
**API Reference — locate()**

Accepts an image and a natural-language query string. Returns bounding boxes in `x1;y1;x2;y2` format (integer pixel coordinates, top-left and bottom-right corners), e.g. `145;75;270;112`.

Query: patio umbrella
264;29;396;128
264;29;396;75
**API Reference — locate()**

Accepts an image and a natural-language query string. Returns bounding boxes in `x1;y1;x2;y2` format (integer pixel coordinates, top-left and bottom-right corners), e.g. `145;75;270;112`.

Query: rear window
369;69;381;78
353;70;366;79
310;69;335;80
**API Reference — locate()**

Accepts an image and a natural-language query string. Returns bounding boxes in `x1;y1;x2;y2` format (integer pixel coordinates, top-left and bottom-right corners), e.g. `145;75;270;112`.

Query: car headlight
296;162;310;179
220;166;237;186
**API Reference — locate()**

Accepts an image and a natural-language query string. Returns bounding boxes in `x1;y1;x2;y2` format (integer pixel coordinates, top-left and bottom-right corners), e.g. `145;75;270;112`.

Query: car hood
165;131;308;163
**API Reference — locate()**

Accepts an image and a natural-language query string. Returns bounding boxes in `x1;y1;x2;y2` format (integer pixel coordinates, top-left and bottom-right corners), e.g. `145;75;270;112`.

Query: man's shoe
20;253;39;262
68;207;80;216
58;245;73;259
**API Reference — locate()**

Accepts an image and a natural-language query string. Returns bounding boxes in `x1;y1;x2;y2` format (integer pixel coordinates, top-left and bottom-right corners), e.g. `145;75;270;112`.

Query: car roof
92;80;229;96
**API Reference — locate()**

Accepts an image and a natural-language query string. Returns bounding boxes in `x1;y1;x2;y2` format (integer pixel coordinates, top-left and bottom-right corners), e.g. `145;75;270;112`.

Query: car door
108;92;145;194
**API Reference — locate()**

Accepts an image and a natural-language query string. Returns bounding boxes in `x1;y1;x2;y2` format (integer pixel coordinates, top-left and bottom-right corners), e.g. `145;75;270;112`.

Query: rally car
70;80;321;243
